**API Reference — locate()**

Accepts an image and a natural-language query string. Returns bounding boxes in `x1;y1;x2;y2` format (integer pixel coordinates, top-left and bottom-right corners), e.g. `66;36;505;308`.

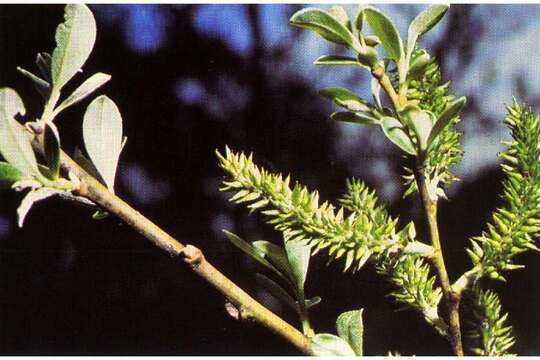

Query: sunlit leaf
380;116;416;155
319;87;371;112
427;96;466;147
290;8;356;48
331;111;379;125
54;72;111;116
336;309;364;356
314;55;360;66
401;105;436;151
43;122;61;179
311;333;356;356
407;5;449;61
0;162;25;189
284;239;311;292
51;4;97;90
17;187;61;227
82;95;123;191
363;7;403;61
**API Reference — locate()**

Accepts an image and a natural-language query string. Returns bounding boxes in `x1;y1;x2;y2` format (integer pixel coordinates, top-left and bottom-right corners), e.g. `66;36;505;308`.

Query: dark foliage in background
0;4;538;355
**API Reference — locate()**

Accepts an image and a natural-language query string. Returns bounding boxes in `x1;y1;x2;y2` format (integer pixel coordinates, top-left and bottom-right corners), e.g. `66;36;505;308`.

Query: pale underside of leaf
17;187;61;227
54;72;111;116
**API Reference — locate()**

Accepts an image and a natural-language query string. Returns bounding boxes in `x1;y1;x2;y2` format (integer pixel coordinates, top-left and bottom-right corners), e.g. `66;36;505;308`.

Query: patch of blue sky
193;5;253;56
125;5;167;54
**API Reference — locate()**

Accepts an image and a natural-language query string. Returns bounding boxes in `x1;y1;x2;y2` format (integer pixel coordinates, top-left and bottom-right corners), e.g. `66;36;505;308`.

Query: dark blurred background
0;4;538;355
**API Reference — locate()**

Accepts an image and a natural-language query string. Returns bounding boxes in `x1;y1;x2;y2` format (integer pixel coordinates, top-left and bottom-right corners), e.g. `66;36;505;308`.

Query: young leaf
401;106;436;151
427;96;466;147
252;240;294;282
336;309;364;356
314;55;360;66
319;87;371;112
255;273;299;314
310;333;356;356
0;162;25;189
16;67;50;99
0;88;42;177
82;95;123;191
290;8;356;49
406;5;449;61
363;7;403;61
54;73;111;116
331;111;379;125
51;4;97;90
36;52;52;83
223;230;286;281
17;187;61;227
380;116;416;155
353;5;368;33
327;6;350;29
43;122;61;179
305;296;322;309
284;239;311;293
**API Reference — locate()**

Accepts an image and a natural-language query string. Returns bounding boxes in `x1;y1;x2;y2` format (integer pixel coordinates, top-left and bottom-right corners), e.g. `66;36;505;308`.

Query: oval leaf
380;116;416;155
319;87;371;112
252;240;295;284
314;55;360;66
336;309;364;356
331;111;379;125
83;95;123;191
363;7;403;61
52;4;97;90
0;88;42;177
401;105;436;151
290;8;356;48
55;73;111;116
327;5;350;29
407;5;449;60
284;239;311;292
311;333;356;356
43;122;61;179
0;162;25;189
427;96;466;147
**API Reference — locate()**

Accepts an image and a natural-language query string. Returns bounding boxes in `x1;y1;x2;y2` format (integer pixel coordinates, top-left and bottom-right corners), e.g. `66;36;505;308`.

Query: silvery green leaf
284;239;311;293
427;96;466;147
353;5;367;33
36;52;52;83
51;4;97;90
314;55;360;66
363;7;403;61
407;5;449;62
319;87;371;112
17;187;61;227
0;162;25;189
73;147;106;185
336;309;364;356
327;5;350;29
311;333;356;356
0;88;42;178
401;105;436;151
223;231;288;282
83;95;123;191
16;67;50;99
54;73;111;116
252;240;295;284
331;111;379;125
43;122;61;179
380;117;416;155
256;273;299;313
305;296;322;309
290;8;357;49
371;77;382;109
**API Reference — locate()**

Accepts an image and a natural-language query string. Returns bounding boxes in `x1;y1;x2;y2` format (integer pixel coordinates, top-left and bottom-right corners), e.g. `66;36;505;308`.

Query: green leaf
336;309;364;356
363;7;403;61
284;239;311;292
371;77;382;109
290;8;357;49
401;105;436;151
17;187;61;227
256;273;299;313
223;230;286;281
43;122;61;179
36;52;52;83
331;111;379;125
427;96;466;147
16;67;50;99
305;296;322;309
0;88;41;177
311;333;356;356
407;5;449;62
82;95;123;191
252;240;294;283
380;117;416;155
353;5;367;33
327;6;350;29
407;49;432;79
0;162;25;188
51;4;97;90
314;55;360;66
319;87;371;112
54;73;111;116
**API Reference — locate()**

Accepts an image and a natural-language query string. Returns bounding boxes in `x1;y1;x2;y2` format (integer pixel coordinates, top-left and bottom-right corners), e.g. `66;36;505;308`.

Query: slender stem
415;164;464;356
371;66;401;113
28;131;314;355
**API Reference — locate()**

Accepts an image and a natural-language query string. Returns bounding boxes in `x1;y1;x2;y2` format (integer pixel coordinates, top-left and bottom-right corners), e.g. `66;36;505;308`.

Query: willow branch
29;131;314;356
